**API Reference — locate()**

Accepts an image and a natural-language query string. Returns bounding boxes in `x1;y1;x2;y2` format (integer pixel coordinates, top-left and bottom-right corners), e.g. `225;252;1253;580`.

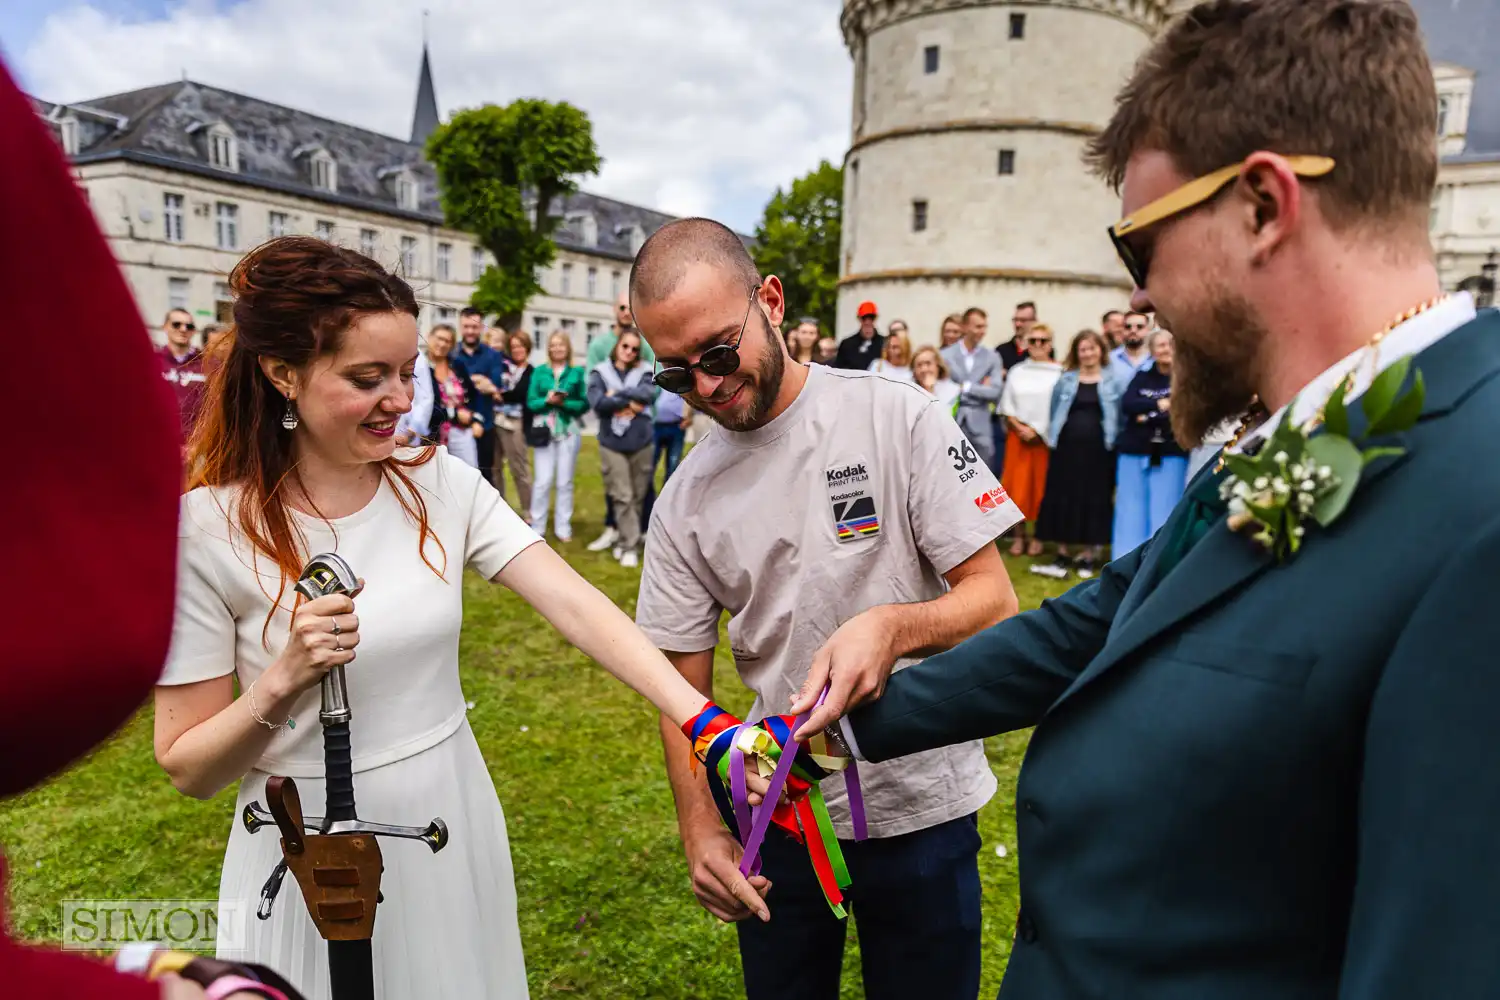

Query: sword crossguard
244;802;449;853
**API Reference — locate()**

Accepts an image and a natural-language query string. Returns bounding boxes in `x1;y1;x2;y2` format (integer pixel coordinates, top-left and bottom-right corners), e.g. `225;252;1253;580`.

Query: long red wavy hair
187;236;445;643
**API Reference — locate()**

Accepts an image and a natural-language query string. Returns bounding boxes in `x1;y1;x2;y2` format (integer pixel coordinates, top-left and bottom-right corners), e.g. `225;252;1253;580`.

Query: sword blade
327;937;374;1000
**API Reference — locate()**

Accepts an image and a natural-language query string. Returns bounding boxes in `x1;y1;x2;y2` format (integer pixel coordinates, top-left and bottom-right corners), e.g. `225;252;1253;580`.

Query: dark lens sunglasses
652;283;761;395
171;320;196;331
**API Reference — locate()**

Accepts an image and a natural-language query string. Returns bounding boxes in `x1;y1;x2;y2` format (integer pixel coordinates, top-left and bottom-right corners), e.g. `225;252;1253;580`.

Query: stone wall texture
836;0;1172;345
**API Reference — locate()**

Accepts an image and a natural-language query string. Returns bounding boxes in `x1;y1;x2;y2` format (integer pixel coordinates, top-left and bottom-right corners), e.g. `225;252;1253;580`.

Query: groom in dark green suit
785;1;1500;997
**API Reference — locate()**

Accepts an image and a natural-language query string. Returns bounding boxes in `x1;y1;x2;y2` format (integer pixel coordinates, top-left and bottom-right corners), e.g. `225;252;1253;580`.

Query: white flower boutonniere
1218;356;1425;563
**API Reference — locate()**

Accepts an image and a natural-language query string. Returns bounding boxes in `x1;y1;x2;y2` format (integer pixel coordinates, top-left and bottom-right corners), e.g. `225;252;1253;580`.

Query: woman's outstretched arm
493;542;710;727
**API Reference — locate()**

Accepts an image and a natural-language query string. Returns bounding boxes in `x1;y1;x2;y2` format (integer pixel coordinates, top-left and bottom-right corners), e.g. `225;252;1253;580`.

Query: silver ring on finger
335;639;344;652
331;618;342;636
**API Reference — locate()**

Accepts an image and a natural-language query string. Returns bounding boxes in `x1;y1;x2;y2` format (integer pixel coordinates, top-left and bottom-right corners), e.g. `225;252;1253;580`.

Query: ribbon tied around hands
682;689;867;917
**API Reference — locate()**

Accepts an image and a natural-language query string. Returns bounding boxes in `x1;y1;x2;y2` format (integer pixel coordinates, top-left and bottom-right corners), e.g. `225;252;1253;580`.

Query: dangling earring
281;397;299;431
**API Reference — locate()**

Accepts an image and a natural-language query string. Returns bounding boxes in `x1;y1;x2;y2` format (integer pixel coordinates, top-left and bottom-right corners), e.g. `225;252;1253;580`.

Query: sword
245;553;451;1000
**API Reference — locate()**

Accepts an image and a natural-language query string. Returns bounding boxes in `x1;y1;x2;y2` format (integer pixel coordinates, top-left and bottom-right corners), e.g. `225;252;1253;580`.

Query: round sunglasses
651;283;761;395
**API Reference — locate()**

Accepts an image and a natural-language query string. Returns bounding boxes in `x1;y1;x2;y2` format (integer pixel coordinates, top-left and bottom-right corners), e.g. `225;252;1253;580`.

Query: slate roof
33;78;738;260
1412;0;1500;157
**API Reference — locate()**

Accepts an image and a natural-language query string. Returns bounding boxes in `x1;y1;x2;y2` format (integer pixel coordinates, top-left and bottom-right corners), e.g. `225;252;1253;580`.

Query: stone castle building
836;0;1500;347
30;45;682;356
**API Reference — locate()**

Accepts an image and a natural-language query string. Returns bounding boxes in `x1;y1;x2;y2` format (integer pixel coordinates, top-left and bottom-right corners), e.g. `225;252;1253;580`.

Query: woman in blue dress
1112;329;1188;557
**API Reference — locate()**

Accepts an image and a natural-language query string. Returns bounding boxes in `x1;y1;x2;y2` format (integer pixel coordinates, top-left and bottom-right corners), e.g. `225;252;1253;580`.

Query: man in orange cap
833;300;885;370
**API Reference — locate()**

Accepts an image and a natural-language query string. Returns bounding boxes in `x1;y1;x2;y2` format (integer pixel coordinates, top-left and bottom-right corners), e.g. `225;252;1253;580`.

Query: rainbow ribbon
683;693;867;917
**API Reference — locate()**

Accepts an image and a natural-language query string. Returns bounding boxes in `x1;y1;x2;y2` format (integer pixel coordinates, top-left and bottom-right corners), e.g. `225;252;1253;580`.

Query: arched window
311;150;338;192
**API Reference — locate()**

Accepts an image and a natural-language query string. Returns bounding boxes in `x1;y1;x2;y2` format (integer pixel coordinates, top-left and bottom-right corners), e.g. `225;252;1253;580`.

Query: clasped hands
733;605;897;807
684;606;897;923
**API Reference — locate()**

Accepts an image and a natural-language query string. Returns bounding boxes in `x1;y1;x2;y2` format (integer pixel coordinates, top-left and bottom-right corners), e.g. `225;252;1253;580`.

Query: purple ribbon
737;707;809;879
728;738;760;876
732;687;869;877
846;760;867;842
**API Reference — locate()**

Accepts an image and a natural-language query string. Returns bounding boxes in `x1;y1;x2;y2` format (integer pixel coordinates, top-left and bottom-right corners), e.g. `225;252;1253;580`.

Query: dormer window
294;145;339;193
565;211;599;248
207;124;238;172
397;176;418;210
380;166;420;211
616;223;646;255
58;116;79;156
311;150;337;193
1432;62;1476;157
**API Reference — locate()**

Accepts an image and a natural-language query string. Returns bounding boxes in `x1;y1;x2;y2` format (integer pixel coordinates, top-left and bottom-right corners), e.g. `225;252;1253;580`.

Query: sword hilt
322;719;357;823
295;553;359;729
246;552;450;948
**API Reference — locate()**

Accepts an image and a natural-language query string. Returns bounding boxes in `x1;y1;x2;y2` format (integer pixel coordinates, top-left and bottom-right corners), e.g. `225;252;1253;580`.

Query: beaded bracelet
247;678;295;731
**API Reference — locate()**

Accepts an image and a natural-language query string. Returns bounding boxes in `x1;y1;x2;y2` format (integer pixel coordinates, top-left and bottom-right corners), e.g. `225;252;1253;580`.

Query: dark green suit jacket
850;310;1500;999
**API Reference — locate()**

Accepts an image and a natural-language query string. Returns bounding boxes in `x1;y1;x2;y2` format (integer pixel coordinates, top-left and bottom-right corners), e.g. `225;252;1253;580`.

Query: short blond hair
911;344;949;381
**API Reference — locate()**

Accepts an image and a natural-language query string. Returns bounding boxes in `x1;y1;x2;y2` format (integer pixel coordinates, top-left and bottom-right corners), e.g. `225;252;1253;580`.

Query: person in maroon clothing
0;54;291;1000
158;308;208;446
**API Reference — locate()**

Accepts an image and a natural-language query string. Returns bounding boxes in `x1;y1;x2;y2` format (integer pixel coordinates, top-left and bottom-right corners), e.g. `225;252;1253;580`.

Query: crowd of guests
385;298;686;569
156;291;1215;579
811;300;1220;578
158;293;686;572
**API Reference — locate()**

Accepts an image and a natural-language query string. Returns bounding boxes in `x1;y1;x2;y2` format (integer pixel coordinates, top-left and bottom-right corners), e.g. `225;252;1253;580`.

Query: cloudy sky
1;0;853;232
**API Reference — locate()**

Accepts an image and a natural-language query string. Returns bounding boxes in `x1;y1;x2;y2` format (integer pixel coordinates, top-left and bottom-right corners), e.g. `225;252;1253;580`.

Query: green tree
426;99;602;329
751;160;843;335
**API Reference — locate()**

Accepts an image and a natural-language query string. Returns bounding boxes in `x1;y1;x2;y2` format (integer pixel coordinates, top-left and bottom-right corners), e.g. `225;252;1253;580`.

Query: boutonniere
1218;356;1425;562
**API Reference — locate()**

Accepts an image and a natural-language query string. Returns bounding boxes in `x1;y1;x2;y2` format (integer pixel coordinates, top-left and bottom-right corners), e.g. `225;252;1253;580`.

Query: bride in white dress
153;236;746;1000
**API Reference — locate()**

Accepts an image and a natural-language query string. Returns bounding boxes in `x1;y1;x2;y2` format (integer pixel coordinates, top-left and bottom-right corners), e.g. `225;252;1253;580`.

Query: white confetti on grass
995;844;1008;858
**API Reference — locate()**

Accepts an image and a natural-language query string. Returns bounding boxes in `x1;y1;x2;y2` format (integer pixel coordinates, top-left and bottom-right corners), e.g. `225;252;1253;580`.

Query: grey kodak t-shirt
636;365;1024;838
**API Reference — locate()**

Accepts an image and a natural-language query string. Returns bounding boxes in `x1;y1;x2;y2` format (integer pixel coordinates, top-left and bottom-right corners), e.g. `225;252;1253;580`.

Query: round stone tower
837;0;1176;347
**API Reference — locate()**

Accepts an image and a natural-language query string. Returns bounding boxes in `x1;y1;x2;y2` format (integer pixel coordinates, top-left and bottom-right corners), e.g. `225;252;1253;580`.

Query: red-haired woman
153;237;720;999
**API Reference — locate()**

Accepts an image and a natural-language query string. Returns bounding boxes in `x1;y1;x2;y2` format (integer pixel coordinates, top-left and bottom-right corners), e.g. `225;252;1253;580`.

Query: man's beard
693;314;786;433
1167;289;1265;448
1123;336;1144;350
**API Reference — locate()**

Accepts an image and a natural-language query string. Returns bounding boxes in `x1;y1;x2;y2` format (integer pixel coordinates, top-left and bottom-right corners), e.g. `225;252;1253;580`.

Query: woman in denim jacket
1034;330;1120;578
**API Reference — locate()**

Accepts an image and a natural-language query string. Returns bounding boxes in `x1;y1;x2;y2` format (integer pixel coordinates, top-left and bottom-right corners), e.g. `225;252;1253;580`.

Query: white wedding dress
161;448;538;999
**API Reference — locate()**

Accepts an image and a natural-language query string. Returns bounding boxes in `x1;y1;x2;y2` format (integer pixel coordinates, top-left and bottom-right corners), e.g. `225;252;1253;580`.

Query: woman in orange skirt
999;324;1063;556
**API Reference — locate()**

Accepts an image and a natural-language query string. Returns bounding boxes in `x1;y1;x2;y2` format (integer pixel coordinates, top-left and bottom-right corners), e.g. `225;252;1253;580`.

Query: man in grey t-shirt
631;218;1022;999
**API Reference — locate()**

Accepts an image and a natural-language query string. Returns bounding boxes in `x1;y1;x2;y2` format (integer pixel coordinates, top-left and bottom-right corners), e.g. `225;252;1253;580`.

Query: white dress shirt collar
1233;292;1477;454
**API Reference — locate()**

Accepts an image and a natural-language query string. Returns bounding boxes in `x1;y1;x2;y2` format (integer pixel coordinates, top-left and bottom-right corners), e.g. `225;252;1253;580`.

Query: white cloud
19;0;853;232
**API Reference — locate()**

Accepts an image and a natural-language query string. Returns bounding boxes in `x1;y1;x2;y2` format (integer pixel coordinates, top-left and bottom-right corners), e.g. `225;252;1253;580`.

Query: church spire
410;25;440;148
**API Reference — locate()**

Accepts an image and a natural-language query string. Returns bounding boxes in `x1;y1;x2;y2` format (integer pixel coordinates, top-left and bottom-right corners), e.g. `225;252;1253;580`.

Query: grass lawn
0;438;1080;998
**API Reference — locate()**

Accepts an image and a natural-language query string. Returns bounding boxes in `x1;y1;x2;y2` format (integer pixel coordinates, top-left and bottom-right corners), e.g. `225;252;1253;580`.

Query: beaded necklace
1214;294;1450;473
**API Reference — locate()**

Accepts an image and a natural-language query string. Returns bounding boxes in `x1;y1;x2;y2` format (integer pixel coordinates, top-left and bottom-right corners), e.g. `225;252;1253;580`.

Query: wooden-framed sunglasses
1109;155;1336;289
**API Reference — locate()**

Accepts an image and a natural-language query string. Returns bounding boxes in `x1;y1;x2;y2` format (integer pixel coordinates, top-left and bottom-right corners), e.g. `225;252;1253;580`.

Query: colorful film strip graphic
836;515;880;540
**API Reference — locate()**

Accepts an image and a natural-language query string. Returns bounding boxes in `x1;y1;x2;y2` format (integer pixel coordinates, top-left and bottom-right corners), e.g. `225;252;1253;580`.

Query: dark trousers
737;814;982;1000
477;427;498;486
653;422;686;481
990;412;1007;478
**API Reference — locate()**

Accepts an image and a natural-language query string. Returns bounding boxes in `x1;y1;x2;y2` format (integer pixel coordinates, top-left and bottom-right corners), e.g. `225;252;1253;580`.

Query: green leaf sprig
1218;357;1425;562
